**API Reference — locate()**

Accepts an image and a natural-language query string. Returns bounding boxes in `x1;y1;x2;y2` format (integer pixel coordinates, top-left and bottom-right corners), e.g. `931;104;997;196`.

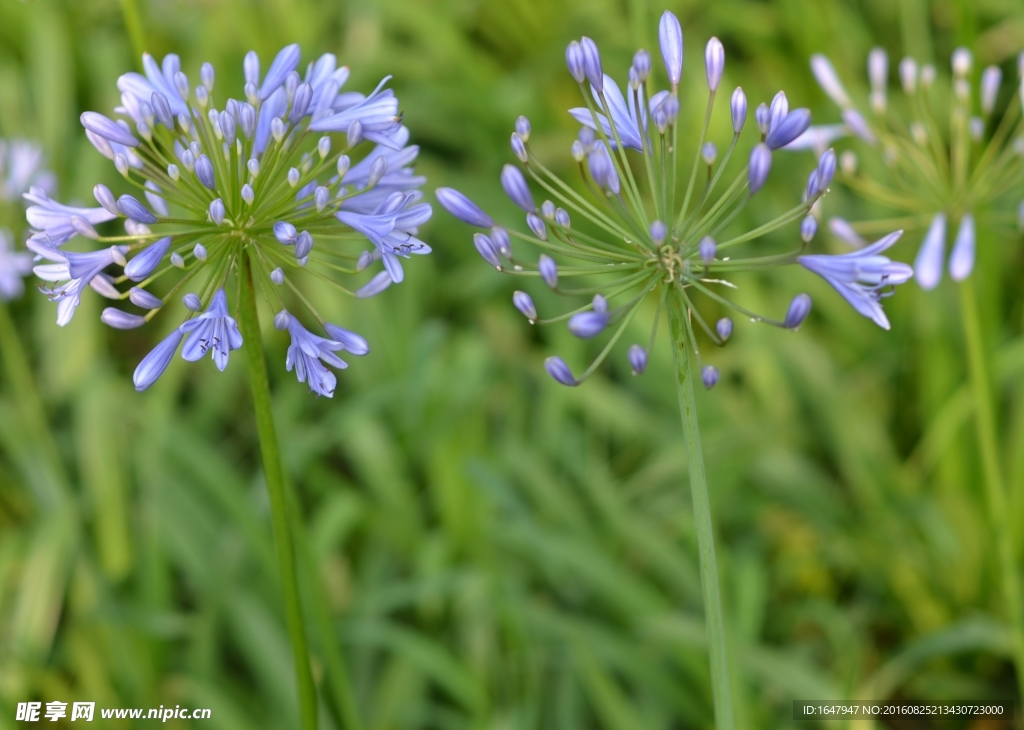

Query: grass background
1;0;1024;727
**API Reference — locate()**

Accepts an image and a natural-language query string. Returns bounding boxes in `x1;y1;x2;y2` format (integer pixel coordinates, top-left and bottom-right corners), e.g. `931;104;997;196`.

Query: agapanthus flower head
798;45;1024;290
26;46;429;395
436;10;909;387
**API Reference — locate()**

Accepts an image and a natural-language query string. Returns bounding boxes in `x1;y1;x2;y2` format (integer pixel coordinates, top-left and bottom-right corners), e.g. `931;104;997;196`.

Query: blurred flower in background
0;139;53;301
24;44;429;397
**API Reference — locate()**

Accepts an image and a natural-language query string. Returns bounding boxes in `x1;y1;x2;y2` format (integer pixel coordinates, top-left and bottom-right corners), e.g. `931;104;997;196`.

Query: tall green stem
0;302;66;484
238;256;319;730
958;278;1024;702
666;291;735;730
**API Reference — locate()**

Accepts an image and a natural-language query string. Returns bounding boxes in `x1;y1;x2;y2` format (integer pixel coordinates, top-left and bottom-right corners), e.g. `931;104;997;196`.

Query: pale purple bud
195;85;209;108
102;308;147;330
515;115;531;142
699;236;716;264
247;158;260;177
545;356;578;386
805;170;819;200
868;48;888;93
632;49;651;82
571;140;586;162
538;254;558;288
269;116;286;142
183;293;202;311
949;213;975;281
315;186;329;212
133;329;183;391
501;164;534;211
274;221;298;244
273;310;290;330
566;41;586;83
701;365;719;389
356;251;373;271
588;147;612;187
125;237;171;281
981;66;1001;116
129;287;163;309
579;37;603;92
705;37;724;91
219;111;236;145
842;109;877;143
555;208;571;227
114;154;130;177
817;148;836;191
766;109;811;149
288;167;300;187
172;71;189;100
578;126;596;148
209;198;225;225
367;156;387;187
513;291;537;322
527;212;547;241
117;194;158;223
541;200;556;220
784;293;812;328
324;323;370;355
650;220;667;244
952;47;972;78
242;183;254;205
171;252;185;268
731;87;747;133
628;345;647;375
295;231;313;259
768;91;789;132
592;294;607;313
748;144;772;193
195;154;215;189
200;62;215;91
899;57;918;94
473;233;502;268
800;215;818;242
511;133;528;162
659;11;683;85
152;92;174;128
355;270;392;298
193;243;207;261
661;96;679;123
568;311;608;338
491;227;511;256
290;82;313;123
94;184;119;215
436;188;494;227
716;317;733;341
318;136;331;158
755;103;770;135
701;142;717;165
80;111;139;147
239;104;256;139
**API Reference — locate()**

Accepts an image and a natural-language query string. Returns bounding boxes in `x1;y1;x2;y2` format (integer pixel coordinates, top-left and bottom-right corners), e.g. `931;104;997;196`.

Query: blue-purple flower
799;231;912;329
26;45;428;396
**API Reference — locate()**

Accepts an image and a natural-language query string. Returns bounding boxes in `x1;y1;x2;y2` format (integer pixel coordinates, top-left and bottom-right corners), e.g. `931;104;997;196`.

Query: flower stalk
667;288;735;730
239;255;318;730
958;277;1024;701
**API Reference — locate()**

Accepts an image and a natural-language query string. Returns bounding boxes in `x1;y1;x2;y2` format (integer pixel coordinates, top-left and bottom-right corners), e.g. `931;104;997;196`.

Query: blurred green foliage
2;0;1024;728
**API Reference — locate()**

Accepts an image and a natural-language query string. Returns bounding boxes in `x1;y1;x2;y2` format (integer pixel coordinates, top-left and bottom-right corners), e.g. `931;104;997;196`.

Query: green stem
666;291;735;730
0;302;67;485
958;278;1024;703
238;256;319;730
119;0;147;66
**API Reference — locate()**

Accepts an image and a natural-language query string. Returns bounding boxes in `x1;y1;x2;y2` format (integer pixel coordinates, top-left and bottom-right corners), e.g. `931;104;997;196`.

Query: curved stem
958;278;1024;703
666;290;735;730
238;256;319;730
